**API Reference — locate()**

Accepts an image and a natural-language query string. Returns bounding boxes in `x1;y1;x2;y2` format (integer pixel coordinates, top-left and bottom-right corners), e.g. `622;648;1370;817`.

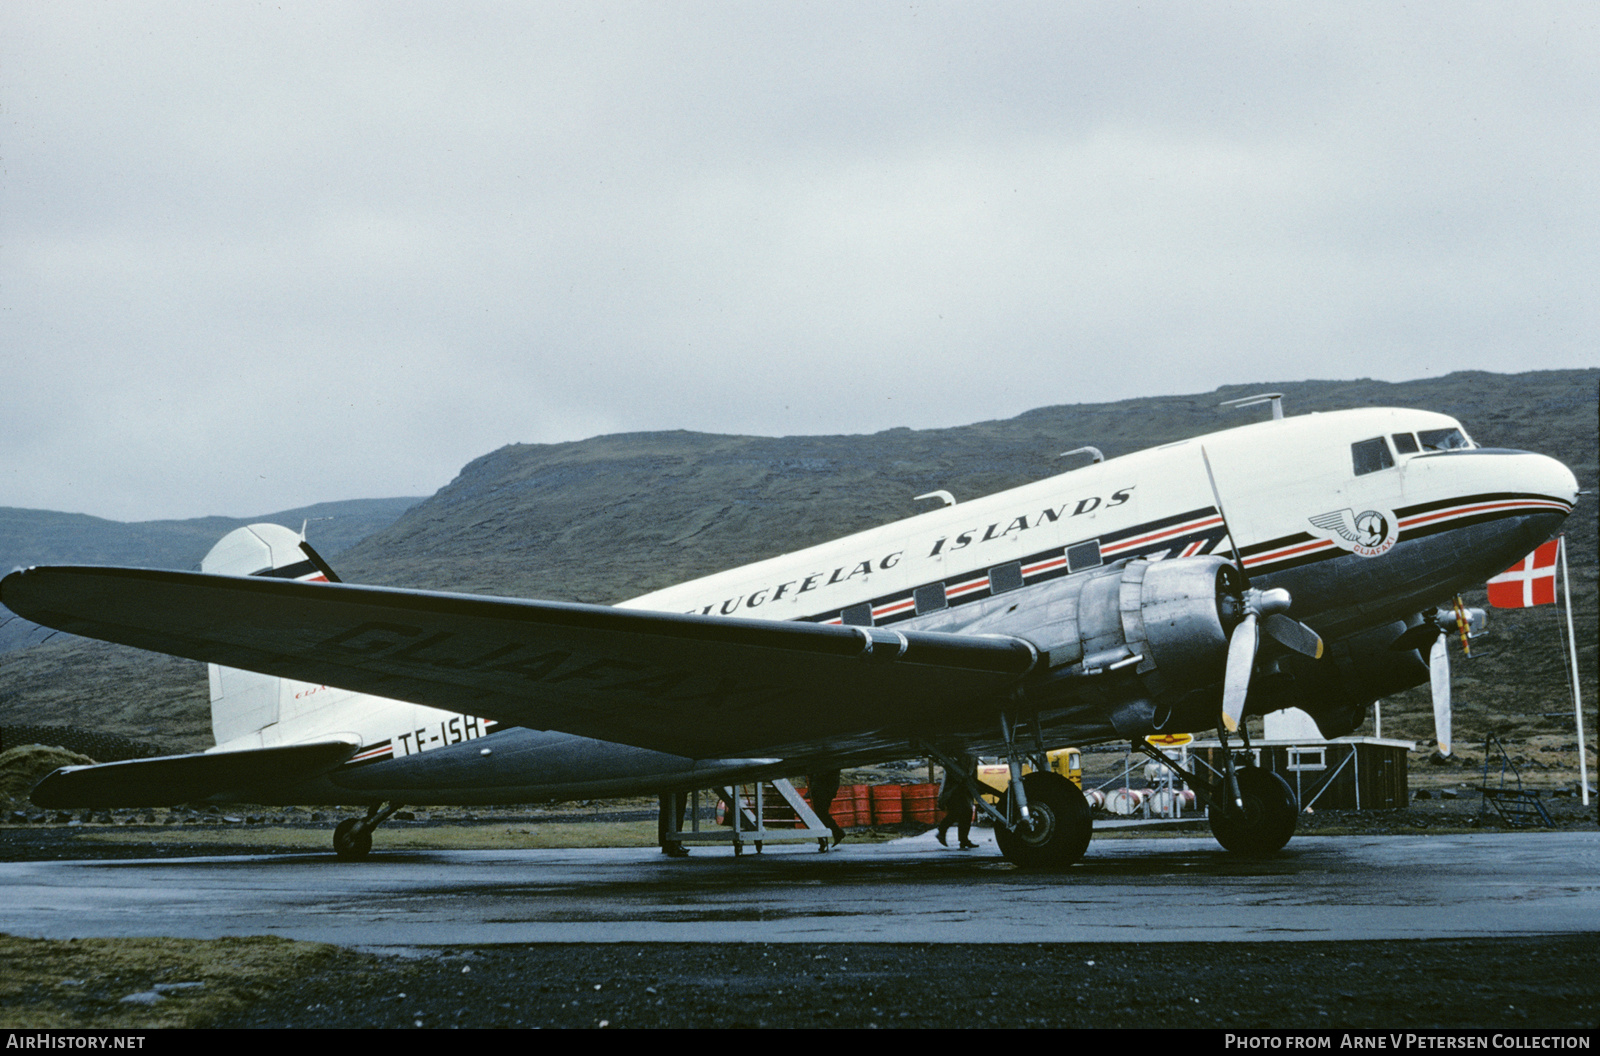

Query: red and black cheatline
1240;491;1575;577
338;720;505;769
342;739;394;768
800;488;1570;628
807;506;1230;628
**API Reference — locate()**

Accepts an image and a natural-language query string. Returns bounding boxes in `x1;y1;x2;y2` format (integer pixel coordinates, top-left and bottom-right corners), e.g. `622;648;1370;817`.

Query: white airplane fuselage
206;406;1576;807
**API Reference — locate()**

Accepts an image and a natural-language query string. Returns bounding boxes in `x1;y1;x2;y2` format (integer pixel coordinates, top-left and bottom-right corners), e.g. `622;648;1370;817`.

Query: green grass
0;933;357;1029
80;820;664;852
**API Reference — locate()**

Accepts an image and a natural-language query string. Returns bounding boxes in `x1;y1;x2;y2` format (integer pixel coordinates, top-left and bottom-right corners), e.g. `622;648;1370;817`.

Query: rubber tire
1208;766;1297;855
333;818;373;860
993;772;1093;868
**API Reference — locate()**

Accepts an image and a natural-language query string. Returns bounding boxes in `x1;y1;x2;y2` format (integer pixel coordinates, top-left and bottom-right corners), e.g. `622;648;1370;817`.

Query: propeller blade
1263;613;1324;659
1430;632;1453;758
1221;612;1259;732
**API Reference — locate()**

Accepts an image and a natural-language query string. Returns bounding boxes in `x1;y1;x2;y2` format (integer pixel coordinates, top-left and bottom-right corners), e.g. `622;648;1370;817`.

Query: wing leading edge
1;566;1038;759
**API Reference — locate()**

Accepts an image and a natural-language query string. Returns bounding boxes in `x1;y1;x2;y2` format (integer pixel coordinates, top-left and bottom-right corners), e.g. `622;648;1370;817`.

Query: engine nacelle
913;556;1239;738
912;555;1435;742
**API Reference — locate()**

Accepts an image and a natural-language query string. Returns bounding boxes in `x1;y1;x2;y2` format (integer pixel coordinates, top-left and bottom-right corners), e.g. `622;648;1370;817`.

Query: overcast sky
4;2;1596;523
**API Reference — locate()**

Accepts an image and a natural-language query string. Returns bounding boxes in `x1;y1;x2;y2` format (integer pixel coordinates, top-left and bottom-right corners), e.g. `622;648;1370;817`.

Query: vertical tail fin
200;524;331;748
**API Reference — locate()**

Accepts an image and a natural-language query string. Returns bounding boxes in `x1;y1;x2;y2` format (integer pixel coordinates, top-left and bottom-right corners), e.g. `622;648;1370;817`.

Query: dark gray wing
1;567;1038;759
29;740;360;808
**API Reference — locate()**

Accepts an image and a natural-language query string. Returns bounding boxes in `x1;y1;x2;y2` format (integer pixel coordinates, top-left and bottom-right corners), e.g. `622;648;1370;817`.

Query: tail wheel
994;771;1093;868
1208;766;1297;855
332;818;373;860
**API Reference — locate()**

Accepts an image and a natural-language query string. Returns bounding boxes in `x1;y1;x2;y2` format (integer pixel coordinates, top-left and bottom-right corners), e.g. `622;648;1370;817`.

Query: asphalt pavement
4;829;1597;951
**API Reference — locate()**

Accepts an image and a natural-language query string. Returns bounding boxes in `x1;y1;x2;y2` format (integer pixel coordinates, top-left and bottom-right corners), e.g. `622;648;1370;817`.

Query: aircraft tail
201;524;335;748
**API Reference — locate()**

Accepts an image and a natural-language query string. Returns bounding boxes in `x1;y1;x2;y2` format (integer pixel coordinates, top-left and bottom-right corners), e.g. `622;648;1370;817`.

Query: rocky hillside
2;370;1594;758
334;371;1598;606
0;496;422;575
0;497;421;655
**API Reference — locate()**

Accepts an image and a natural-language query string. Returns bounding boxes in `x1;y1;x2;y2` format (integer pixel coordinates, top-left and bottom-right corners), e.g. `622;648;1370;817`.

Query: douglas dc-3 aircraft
0;401;1577;866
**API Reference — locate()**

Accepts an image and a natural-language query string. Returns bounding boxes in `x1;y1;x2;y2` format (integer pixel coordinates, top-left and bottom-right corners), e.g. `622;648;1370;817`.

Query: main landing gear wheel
1208;766;1297;855
993;771;1093;868
332;817;373;860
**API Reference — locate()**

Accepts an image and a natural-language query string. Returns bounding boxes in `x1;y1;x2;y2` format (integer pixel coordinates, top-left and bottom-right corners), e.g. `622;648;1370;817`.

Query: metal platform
668;778;835;853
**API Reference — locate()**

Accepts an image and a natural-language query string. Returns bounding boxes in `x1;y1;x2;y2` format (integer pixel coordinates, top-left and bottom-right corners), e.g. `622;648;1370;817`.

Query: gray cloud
4;1;1595;521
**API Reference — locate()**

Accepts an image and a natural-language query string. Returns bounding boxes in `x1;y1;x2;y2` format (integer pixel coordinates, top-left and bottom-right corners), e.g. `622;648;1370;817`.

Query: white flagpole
1560;536;1589;806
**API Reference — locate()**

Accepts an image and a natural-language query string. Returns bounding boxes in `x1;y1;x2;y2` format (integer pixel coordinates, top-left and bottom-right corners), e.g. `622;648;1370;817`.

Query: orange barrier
825;796;854;828
846;784;871;826
716;782;945;829
903;783;940;823
870;783;903;824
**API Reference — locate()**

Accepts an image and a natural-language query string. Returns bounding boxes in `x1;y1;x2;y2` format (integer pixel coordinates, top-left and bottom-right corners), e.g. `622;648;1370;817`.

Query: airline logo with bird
1307;507;1399;557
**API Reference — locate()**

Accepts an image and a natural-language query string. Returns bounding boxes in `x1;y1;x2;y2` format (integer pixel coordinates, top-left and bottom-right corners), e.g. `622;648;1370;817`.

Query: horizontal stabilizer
30;739;359;809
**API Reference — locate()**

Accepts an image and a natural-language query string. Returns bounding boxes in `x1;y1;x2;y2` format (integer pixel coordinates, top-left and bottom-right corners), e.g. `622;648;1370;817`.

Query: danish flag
1486;539;1561;608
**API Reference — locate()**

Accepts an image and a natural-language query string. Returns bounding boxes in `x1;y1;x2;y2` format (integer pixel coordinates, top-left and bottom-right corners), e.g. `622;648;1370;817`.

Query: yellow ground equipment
976;748;1082;803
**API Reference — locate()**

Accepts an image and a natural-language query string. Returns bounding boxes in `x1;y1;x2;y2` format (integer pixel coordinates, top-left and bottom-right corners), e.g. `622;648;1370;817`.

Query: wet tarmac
4;830;1597;951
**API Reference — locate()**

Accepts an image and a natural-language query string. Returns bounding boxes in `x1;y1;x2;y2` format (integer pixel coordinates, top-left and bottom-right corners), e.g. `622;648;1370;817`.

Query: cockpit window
1419;427;1471;452
1351;436;1395;476
1392;432;1420;454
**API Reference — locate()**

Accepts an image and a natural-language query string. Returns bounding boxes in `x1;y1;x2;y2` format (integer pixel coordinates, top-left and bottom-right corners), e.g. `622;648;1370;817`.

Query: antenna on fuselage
298;515;335;540
1220;393;1284;420
294;518;342;583
1058;446;1105;466
914;490;957;507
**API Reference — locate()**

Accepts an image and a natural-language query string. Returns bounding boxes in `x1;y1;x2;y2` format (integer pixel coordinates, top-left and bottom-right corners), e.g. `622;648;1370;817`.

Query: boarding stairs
668;778;835;853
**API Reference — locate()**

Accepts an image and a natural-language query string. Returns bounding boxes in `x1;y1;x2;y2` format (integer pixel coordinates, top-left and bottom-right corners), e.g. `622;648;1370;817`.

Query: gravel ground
3;794;1597;1030
208;936;1599;1030
3;792;1593;862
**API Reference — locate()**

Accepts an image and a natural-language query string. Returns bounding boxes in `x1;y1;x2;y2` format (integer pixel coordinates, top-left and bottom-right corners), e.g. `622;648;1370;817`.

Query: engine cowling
910;554;1429;742
915;556;1240;738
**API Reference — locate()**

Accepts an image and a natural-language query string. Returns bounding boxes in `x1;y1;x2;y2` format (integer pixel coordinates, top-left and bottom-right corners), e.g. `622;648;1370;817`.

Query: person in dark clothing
806;770;847;847
658;791;689;856
937;752;979;849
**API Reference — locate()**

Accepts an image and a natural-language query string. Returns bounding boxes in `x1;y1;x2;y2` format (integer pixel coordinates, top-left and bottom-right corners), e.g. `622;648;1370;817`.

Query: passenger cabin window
1419;427;1471;452
913;583;948;614
1351;437;1395;476
1066;540;1103;572
989;561;1023;594
840;602;873;627
1392;432;1420;455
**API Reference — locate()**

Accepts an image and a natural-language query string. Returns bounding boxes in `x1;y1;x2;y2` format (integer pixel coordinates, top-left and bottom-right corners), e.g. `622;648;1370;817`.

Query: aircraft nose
1518;450;1580;508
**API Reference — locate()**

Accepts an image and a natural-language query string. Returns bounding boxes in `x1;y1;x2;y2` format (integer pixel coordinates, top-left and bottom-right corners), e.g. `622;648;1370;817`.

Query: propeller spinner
1219;584;1324;732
